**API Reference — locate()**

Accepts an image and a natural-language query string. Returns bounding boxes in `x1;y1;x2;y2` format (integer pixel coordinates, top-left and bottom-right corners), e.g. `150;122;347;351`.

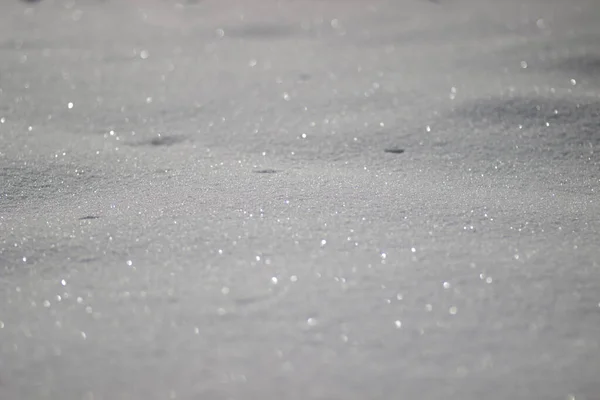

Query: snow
1;0;599;399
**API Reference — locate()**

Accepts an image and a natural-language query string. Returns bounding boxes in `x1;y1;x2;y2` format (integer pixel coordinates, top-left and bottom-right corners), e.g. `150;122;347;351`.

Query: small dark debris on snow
384;148;405;154
253;169;278;174
79;216;101;220
149;135;186;147
127;135;187;147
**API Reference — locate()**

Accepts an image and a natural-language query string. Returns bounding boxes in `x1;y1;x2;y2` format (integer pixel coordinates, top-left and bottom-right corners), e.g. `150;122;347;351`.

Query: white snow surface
1;0;600;399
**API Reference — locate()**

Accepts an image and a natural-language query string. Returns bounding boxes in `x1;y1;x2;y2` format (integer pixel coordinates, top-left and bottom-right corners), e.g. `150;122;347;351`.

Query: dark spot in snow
253;169;278;174
149;136;186;146
298;73;311;81
127;135;187;147
79;216;100;220
384;148;405;154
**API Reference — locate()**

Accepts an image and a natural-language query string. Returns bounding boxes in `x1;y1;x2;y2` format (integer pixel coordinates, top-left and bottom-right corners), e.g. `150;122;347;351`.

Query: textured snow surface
1;0;600;399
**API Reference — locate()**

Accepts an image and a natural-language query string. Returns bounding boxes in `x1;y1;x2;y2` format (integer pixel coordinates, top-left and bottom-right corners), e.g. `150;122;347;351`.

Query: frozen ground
1;0;599;399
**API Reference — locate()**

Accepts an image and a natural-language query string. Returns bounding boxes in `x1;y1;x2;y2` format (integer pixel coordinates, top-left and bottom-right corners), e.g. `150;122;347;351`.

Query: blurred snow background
1;0;599;399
